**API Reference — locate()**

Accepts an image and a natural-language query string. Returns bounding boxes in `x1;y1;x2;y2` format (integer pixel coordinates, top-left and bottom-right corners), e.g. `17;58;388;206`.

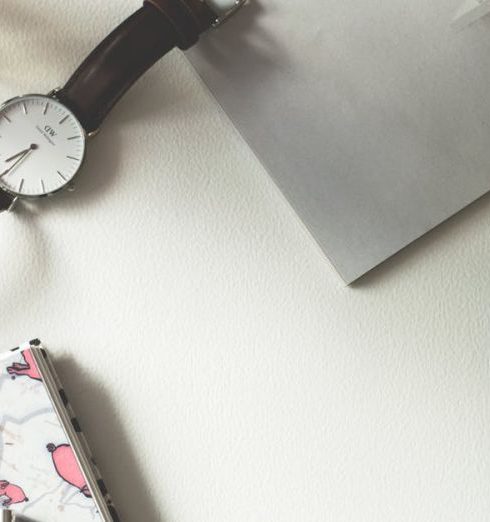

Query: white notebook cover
188;0;490;283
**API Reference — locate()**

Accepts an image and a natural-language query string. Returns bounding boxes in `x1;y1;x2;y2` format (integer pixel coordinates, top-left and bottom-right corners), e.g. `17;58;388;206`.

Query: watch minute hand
0;148;34;178
0;156;26;177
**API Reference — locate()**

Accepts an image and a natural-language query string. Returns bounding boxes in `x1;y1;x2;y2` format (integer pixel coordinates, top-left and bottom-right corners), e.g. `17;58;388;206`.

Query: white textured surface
0;1;489;521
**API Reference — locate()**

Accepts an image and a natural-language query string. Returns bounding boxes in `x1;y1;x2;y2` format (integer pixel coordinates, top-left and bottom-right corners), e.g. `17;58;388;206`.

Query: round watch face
0;94;86;198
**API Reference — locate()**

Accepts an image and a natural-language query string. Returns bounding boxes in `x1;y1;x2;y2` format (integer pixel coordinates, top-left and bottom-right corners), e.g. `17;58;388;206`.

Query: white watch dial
0;94;86;197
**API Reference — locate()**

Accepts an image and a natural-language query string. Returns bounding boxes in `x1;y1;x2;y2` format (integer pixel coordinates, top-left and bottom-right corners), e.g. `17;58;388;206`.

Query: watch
0;0;245;212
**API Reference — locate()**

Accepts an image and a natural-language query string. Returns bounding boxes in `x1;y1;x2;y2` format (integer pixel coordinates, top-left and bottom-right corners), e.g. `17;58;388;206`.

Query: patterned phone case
0;340;119;521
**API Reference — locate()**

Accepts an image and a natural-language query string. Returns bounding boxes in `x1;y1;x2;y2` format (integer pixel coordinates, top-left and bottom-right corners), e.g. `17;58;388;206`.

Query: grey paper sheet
187;0;490;283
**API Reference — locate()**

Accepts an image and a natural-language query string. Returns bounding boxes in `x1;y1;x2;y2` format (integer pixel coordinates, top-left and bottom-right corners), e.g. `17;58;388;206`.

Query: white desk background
1;1;489;521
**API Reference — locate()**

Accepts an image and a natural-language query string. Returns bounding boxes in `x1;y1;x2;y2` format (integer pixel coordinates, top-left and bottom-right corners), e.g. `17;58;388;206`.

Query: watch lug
87;128;100;139
211;0;247;27
47;87;62;99
7;196;19;213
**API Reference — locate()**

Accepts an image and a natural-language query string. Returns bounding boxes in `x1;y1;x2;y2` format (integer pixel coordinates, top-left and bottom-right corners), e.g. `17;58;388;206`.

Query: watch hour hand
5;149;29;163
5;144;38;163
0;145;37;178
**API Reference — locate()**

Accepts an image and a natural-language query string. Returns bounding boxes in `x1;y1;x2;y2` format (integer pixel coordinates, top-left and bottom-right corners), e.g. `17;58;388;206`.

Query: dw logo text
44;125;57;138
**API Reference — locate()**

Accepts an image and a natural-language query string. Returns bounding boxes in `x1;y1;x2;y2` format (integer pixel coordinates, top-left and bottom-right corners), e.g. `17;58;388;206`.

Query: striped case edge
9;339;120;522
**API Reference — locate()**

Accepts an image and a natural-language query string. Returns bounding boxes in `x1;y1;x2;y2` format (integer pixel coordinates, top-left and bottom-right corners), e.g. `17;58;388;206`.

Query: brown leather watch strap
56;0;217;134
